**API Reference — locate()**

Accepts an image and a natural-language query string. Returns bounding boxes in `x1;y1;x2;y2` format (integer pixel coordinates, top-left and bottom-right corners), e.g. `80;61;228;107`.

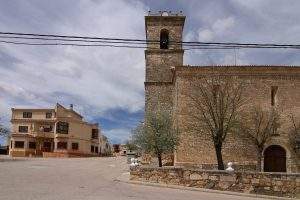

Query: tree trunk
257;147;263;172
158;153;162;167
215;144;224;170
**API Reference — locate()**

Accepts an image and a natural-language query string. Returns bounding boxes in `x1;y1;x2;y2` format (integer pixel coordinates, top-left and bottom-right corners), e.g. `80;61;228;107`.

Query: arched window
160;29;169;49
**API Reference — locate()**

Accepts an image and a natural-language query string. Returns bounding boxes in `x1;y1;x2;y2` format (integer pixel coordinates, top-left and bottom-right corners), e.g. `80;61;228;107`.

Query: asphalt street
0;156;264;200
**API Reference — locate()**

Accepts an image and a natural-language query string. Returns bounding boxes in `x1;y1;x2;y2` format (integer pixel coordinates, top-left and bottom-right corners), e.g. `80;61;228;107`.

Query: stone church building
144;12;300;173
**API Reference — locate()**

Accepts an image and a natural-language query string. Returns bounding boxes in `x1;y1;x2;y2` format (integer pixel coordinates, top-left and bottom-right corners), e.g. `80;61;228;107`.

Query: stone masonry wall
145;50;183;82
173;66;300;172
130;166;300;198
144;16;184;117
145;83;174;115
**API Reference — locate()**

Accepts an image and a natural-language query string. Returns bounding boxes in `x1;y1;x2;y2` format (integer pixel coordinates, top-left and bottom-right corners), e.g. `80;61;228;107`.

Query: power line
0;31;300;50
0;40;150;49
0;31;156;42
1;31;300;47
1;39;300;50
1;40;243;50
0;35;150;45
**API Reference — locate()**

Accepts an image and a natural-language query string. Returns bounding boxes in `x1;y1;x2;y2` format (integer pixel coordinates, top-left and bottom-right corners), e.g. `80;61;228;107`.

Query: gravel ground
0;156;262;200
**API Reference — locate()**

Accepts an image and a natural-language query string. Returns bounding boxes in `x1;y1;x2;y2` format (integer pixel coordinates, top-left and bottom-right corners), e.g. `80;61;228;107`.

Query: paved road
0;156;263;200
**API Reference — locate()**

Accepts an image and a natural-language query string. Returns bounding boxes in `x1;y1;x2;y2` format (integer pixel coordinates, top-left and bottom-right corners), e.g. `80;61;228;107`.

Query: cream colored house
9;103;106;157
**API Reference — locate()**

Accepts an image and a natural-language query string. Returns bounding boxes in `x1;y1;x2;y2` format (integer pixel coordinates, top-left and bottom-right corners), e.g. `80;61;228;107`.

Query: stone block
264;187;270;190
220;175;235;182
209;175;218;180
202;174;209;180
275;181;283;186
242;178;250;184
273;186;281;192
219;182;231;190
189;173;202;180
252;178;259;184
205;181;215;189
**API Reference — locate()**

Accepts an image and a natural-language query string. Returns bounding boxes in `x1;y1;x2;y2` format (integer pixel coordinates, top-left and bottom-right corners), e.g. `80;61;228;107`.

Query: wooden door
264;145;286;172
43;142;52;152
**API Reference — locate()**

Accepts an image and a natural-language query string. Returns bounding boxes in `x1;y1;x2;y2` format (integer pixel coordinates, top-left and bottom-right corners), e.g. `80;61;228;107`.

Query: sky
1;0;300;144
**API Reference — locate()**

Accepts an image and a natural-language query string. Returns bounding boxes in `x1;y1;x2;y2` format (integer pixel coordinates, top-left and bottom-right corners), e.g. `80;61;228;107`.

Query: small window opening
213;85;220;99
23;112;32;118
271;86;278;106
19;126;28;133
160;29;169;49
46;112;52;119
72;143;79;150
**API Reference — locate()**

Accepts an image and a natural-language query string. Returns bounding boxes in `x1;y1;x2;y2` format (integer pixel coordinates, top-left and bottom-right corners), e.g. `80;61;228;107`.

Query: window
160;29;169;49
14;141;24;148
213;85;220;99
46;112;52;119
57;142;67;149
29;142;36;149
19;126;28;133
56;122;69;134
72;143;79;150
271;86;278;106
91;145;94;153
10;141;13;148
43;125;53;132
91;129;99;139
23;112;32;118
95;146;99;154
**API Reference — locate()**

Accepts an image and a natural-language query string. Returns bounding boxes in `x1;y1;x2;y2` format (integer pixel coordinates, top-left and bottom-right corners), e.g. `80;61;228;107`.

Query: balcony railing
31;131;54;138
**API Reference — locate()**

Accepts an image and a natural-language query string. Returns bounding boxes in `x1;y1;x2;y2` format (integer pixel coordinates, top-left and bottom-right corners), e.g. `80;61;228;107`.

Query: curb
116;177;294;200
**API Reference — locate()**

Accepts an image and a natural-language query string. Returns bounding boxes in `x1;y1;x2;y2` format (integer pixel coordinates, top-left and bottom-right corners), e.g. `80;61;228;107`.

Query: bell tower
144;11;185;114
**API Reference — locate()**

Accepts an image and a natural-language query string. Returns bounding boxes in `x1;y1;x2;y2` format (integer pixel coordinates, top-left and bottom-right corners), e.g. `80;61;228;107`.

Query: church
144;11;300;173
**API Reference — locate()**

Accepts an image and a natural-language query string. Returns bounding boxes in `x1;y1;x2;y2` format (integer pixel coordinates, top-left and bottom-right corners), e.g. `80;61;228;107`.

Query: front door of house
43;142;52;152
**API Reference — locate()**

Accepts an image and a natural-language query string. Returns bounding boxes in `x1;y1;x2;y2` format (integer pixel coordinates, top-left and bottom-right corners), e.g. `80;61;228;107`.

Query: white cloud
104;128;131;144
212;17;235;33
198;29;214;42
0;0;148;121
197;16;235;43
185;0;300;66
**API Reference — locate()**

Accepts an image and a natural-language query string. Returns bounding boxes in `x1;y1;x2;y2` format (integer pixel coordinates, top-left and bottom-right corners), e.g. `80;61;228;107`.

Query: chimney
70;104;73;110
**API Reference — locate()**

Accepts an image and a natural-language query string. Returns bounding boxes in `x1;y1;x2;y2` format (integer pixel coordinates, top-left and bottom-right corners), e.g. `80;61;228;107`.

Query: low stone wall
130;166;300;198
175;163;257;171
42;151;94;158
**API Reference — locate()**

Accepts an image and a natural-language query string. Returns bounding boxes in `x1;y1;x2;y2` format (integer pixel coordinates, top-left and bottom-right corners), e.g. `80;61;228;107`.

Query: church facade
144;12;300;173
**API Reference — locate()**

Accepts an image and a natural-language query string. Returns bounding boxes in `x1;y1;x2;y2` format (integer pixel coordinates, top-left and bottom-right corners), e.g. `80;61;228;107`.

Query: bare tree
240;107;280;171
132;111;179;167
0;119;10;139
288;113;300;152
185;75;246;170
